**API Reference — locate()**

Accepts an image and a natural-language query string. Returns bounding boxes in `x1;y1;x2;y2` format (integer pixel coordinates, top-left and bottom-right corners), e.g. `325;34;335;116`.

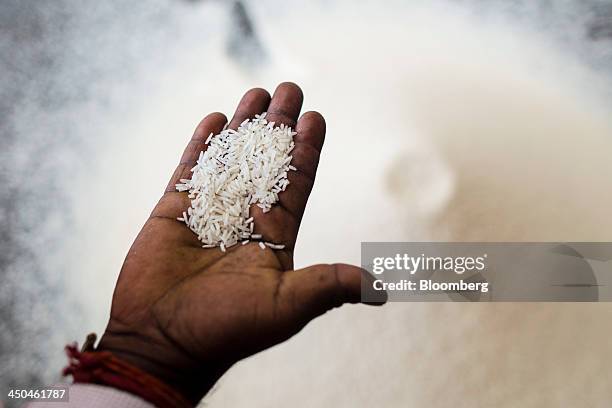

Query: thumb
278;263;387;324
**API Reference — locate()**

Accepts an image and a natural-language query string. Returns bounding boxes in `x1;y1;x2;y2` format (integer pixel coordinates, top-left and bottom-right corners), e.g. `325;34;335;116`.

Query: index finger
249;104;326;256
277;111;326;218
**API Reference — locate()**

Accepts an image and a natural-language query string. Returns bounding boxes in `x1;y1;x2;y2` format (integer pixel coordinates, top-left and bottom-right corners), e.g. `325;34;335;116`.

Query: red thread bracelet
63;338;191;408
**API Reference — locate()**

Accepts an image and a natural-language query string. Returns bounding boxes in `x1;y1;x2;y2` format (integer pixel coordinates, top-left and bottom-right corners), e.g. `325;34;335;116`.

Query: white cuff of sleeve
24;384;154;408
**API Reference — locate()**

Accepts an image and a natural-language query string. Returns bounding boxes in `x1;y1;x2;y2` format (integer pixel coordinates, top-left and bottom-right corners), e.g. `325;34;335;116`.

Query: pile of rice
176;113;296;252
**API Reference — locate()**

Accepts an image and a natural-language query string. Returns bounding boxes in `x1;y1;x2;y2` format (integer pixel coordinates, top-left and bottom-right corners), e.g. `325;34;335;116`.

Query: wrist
96;330;220;406
63;338;193;408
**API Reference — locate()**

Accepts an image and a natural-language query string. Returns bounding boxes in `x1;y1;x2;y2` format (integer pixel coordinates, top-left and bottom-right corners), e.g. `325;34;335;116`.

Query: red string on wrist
63;340;192;408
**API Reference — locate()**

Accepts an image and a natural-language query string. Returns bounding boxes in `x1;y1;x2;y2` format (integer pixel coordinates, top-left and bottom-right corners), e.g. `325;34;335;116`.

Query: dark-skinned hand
97;82;385;406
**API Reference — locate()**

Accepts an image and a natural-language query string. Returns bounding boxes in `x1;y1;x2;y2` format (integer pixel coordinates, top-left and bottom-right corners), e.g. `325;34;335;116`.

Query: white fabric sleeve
24;383;155;408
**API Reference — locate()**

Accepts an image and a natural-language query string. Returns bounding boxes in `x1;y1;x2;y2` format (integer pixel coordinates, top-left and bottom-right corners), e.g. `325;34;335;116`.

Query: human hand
97;82;385;405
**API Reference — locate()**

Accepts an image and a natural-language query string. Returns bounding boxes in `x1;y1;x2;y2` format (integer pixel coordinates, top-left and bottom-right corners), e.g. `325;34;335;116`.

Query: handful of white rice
176;113;297;252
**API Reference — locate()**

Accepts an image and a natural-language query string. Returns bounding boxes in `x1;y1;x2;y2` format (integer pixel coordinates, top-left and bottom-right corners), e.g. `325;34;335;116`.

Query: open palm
97;83;384;405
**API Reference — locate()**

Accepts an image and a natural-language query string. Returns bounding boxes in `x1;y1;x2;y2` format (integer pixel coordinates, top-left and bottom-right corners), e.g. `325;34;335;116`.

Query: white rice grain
265;242;286;250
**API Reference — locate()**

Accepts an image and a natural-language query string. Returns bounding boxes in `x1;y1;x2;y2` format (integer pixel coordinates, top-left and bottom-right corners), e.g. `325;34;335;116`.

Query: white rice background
5;0;612;407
